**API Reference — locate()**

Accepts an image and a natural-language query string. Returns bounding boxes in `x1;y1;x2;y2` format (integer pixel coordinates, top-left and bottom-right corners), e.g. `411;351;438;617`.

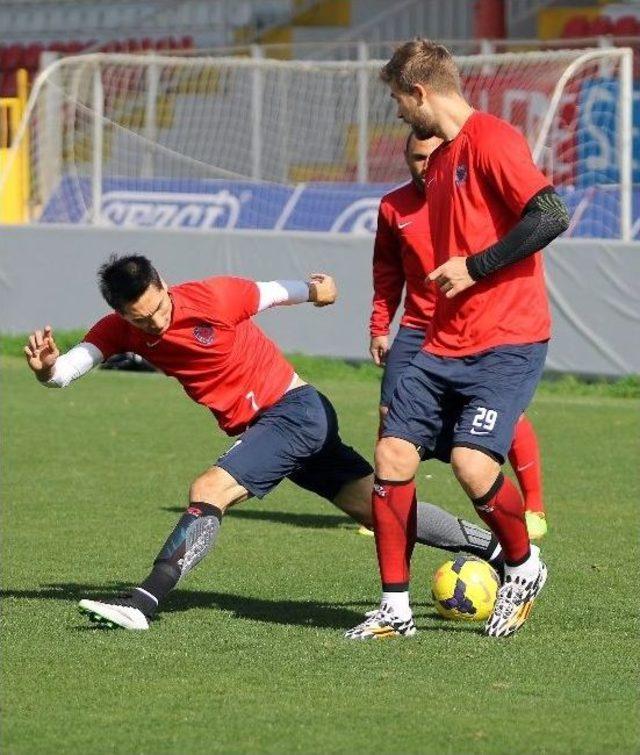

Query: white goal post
1;46;633;239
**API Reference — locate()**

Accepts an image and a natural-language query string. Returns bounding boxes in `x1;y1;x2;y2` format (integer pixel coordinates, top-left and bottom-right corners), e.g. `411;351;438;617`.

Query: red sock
372;477;417;590
508;415;544;513
473;474;529;565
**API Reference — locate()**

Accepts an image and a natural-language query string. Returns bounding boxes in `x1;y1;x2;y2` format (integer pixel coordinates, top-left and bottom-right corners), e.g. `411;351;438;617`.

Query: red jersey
370;181;436;337
83;277;295;436
424;111;552;357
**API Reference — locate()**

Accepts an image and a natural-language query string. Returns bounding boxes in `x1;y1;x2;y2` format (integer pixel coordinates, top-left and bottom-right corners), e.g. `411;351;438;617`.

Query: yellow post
0;68;29;223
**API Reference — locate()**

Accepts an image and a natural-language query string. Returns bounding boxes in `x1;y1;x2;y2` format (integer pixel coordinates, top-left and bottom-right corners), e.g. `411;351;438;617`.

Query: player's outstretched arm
256;275;337;311
24;326;103;387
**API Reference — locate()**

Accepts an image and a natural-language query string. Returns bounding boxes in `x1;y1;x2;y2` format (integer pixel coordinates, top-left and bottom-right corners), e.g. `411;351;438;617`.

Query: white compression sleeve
256;280;310;312
44;342;104;388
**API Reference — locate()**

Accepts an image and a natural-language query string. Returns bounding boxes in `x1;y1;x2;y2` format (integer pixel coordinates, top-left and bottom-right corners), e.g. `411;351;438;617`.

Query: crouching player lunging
346;40;569;641
25;255;504;631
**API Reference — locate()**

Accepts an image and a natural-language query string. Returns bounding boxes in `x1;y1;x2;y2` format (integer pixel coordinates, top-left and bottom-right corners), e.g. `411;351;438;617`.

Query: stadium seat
0;70;18;96
590;16;614;36
67;41;89;54
23;43;44;73
613;16;640;37
561;15;591;39
2;44;22;71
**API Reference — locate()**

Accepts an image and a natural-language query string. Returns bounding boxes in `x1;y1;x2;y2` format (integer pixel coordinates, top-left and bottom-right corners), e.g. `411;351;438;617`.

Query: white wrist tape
256;280;310;312
44;342;103;388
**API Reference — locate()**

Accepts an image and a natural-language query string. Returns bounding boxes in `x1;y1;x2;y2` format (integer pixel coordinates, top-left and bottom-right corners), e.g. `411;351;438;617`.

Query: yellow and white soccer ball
431;556;500;621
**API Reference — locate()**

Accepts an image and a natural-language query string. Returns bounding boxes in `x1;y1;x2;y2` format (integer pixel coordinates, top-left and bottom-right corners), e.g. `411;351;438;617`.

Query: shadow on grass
2;587;483;633
160;506;354;530
1;583;363;629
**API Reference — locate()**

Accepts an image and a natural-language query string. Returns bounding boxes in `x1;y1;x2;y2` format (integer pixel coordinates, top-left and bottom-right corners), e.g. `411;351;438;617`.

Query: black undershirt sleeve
465;187;569;282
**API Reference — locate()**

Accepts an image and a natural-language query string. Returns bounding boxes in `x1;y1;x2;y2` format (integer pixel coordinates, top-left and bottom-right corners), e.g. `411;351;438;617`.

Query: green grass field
2;354;639;754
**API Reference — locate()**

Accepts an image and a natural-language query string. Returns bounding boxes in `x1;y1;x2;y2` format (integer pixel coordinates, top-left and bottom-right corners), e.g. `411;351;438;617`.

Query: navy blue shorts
216;385;373;500
382;343;548;464
380;326;426;407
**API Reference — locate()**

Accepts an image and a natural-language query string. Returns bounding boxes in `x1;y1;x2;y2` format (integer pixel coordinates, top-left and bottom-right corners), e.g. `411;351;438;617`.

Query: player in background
347;40;569;641
370;131;547;539
25;254;503;631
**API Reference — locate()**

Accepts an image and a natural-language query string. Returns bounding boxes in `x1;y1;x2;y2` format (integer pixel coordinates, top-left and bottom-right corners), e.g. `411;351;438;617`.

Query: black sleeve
465;188;569;282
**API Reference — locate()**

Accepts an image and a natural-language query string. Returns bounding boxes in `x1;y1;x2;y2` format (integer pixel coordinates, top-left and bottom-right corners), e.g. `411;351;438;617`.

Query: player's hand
308;273;337;307
24;326;59;380
369;335;389;367
427;257;476;299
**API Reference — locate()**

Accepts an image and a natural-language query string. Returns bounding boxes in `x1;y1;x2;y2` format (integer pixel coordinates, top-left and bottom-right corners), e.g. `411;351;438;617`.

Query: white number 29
472;406;498;432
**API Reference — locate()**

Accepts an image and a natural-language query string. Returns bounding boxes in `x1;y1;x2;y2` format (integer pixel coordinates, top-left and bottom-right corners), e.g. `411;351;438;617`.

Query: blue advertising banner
39;176;639;238
576;78;640;188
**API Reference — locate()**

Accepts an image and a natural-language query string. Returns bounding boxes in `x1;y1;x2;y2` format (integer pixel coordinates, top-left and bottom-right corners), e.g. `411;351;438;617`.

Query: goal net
1;47;633;238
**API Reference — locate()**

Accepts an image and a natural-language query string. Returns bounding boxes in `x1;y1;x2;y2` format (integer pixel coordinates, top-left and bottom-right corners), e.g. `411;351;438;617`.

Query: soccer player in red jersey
25;254;503;631
370;131;547;539
347;40;569;640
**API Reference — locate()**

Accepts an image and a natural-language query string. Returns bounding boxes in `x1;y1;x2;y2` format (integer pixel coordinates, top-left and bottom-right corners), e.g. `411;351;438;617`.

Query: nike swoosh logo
398;221;412;229
469;428;490;436
146;339;161;347
517;462;534;472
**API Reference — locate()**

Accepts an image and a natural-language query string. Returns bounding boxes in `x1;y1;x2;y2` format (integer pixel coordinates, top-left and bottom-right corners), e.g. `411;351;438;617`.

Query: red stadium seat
3;44;22;71
0;70;18;96
66;41;87;54
590;16;614;36
141;37;154;51
180;35;194;50
23;43;44;73
156;37;172;51
561;15;591;38
613;16;640;37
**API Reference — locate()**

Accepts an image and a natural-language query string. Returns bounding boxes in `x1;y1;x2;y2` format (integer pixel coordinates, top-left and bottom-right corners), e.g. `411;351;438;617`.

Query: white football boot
484;546;547;638
344;602;416;640
79;597;150;630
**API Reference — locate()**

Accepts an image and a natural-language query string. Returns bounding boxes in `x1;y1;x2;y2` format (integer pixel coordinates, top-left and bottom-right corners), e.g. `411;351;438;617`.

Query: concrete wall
1;224;639;375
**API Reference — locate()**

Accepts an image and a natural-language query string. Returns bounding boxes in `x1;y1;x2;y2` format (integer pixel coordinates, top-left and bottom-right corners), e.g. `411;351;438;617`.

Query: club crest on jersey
193;324;215;345
455;164;468;186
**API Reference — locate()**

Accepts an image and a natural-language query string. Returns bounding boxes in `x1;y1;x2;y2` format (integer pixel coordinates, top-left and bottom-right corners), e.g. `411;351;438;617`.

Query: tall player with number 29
347;40;569;641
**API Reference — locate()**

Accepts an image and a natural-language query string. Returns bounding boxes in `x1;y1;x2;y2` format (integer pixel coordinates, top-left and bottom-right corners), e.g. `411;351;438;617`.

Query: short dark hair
380;39;460;95
98;254;162;312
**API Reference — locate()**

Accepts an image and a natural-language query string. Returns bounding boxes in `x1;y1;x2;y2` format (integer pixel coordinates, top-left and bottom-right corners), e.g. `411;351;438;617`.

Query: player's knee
189;467;235;511
374;437;419;481
451;446;500;499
